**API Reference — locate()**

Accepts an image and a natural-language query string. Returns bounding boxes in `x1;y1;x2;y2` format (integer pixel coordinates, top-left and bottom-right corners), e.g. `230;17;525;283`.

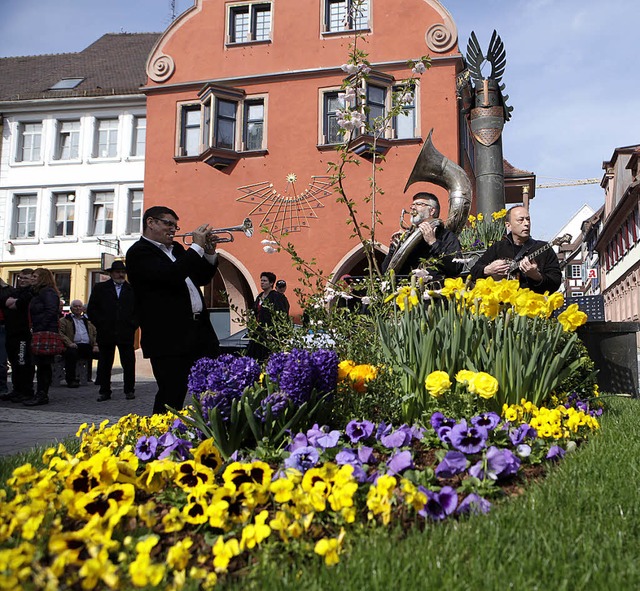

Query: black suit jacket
125;238;219;358
87;279;138;345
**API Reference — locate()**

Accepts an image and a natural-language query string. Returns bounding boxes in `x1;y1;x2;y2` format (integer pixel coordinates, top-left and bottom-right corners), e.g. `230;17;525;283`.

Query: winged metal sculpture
465;30;513;121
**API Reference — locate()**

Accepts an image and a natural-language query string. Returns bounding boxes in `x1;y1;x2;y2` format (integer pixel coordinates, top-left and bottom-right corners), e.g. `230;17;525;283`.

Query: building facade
597;145;640;322
0;33;159;305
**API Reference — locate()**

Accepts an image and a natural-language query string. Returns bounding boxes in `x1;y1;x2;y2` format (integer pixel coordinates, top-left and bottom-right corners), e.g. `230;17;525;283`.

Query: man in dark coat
125;206;220;414
382;192;462;283
470;205;562;294
0;269;34;402
87;260;138;402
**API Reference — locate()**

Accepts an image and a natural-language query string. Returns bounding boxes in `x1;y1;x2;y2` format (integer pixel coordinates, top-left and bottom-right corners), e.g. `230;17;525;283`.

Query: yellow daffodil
557;303;588;331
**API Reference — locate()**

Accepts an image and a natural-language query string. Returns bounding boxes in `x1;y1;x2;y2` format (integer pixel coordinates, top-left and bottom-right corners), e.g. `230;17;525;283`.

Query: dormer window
49;78;84;90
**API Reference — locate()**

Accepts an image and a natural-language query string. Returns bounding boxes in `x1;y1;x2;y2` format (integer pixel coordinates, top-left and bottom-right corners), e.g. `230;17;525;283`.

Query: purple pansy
436;425;454;445
316;429;341;450
358;446;375;464
134;435;158;461
469;446;520;481
419;486;458;521
157;432;192;461
380;425;413;449
430;412;457;431
546;445;566;461
470;412;501;431
449;420;489;454
509;423;537;445
435;451;468;478
457;493;492;515
287;432;309;452
345;420;375;444
387;450;414;475
284;446;319;472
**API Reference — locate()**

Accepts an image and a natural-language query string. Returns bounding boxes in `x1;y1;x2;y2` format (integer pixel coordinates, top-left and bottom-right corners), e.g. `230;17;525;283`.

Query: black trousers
33;354;54;395
97;342;136;396
63;344;94;383
149;318;219;415
6;336;34;397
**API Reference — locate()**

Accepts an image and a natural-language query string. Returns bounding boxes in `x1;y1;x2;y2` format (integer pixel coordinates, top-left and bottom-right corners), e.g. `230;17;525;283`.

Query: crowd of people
0;199;557;414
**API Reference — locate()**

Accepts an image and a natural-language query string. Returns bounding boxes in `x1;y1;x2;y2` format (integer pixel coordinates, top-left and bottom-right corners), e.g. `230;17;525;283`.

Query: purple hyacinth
265;352;288;383
346;420;375;444
311;349;339;394
419;486;458;521
457;493;491;515
278;349;315;404
435;451;468;478
255;391;290;422
449;420;489;454
134;435;158;461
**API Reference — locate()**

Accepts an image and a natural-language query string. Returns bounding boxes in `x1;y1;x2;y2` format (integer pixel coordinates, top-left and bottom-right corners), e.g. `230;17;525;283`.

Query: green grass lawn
225;397;640;591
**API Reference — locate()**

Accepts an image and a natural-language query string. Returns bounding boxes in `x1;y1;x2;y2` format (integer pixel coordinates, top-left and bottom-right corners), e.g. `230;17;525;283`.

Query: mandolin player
382;192;463;283
470;205;562;294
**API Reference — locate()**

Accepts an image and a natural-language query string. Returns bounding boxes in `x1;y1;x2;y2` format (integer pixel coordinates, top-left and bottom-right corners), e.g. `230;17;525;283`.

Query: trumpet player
382;192;463;282
126;206;220;414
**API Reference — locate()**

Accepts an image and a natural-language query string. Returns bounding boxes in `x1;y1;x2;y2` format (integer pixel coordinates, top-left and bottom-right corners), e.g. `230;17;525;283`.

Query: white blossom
263;245;278;254
412;61;427;75
341;63;358;75
361;296;371;305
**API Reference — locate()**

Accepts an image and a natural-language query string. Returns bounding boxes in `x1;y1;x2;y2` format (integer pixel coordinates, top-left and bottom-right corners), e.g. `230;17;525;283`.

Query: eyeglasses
152;217;180;231
412;202;435;208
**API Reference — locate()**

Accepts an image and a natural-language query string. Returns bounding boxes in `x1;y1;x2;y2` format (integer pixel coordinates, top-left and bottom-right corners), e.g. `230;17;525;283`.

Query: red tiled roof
503;159;533;177
0;33;160;102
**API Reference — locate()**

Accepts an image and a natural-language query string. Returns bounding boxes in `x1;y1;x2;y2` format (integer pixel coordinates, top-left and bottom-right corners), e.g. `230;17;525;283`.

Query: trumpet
176;218;254;245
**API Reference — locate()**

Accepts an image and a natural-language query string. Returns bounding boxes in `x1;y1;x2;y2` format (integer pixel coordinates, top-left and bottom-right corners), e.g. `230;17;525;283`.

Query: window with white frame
127;189;144;234
52;192;75;237
94;118;119;158
366;84;386;129
568;264;582;280
13;194;37;238
214;99;237;150
243;99;265;150
324;0;369;33
55;120;81;160
228;2;272;43
392;85;416;139
131;116;146;157
179;105;203;157
91;191;114;235
322;91;343;145
16;122;43;162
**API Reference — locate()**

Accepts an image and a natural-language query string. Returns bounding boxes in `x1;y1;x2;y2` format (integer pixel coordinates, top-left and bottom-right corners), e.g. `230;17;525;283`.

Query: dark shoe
67;381;80;388
10;391;33;403
0;391;16;401
97;394;111;402
125;391;135;400
23;393;49;406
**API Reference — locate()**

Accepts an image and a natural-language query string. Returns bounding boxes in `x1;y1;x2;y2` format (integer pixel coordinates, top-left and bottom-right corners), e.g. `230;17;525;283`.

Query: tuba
386;129;472;273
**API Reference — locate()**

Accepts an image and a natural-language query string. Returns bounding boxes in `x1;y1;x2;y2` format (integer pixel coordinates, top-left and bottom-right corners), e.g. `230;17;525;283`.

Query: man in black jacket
0;269;34;402
87;260;138;402
470;205;561;294
126;206;220;414
382;192;462;283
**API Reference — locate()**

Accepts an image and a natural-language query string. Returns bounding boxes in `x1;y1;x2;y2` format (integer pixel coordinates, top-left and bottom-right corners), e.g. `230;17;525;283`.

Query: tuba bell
386;129;472;273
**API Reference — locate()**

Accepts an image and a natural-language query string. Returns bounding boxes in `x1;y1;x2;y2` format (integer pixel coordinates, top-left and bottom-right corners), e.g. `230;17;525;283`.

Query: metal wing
487;30;507;83
465;31;485;84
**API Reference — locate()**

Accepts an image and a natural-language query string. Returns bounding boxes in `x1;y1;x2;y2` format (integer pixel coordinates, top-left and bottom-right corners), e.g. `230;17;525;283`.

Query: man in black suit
125;206;220;414
87;260;138;402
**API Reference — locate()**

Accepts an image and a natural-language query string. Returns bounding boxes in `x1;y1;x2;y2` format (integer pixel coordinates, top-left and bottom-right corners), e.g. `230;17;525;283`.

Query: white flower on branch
412;61;427;74
341;63;358;75
263;245;278;254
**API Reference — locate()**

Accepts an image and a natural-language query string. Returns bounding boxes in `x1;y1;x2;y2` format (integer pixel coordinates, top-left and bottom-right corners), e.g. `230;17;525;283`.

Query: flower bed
0;279;601;589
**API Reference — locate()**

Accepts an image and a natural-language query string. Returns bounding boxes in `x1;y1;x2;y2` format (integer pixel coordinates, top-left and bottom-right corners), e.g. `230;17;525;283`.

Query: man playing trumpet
382;192;463;283
126;206;220;414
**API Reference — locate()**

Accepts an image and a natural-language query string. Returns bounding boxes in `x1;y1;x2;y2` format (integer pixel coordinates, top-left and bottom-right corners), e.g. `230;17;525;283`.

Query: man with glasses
382;192;463;282
126;206;220;414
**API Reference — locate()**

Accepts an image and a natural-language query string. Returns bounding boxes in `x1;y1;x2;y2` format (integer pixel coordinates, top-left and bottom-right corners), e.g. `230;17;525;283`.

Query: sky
1;0;636;239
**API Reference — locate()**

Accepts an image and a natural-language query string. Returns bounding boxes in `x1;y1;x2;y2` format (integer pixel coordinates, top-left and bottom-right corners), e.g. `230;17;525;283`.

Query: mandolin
506;233;572;279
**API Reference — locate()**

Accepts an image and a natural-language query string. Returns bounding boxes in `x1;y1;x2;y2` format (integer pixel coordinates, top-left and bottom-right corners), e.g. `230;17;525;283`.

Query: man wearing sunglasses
382;192;463;283
126;206;220;414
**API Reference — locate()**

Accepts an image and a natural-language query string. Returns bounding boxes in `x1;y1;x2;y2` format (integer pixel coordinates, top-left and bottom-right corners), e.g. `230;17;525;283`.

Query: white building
0;33;159;303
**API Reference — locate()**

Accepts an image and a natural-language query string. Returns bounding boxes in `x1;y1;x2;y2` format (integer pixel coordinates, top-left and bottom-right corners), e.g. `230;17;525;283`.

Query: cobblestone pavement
0;351;158;457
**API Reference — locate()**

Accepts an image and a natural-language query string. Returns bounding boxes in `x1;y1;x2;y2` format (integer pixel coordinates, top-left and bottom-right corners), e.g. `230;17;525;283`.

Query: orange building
142;0;475;328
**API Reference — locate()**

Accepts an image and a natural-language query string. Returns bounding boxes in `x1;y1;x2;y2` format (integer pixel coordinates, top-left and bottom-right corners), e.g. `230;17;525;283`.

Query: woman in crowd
23;268;61;406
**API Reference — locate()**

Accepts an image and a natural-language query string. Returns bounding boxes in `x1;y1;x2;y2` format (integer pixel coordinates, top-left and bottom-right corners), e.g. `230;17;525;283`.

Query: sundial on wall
236;174;334;235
